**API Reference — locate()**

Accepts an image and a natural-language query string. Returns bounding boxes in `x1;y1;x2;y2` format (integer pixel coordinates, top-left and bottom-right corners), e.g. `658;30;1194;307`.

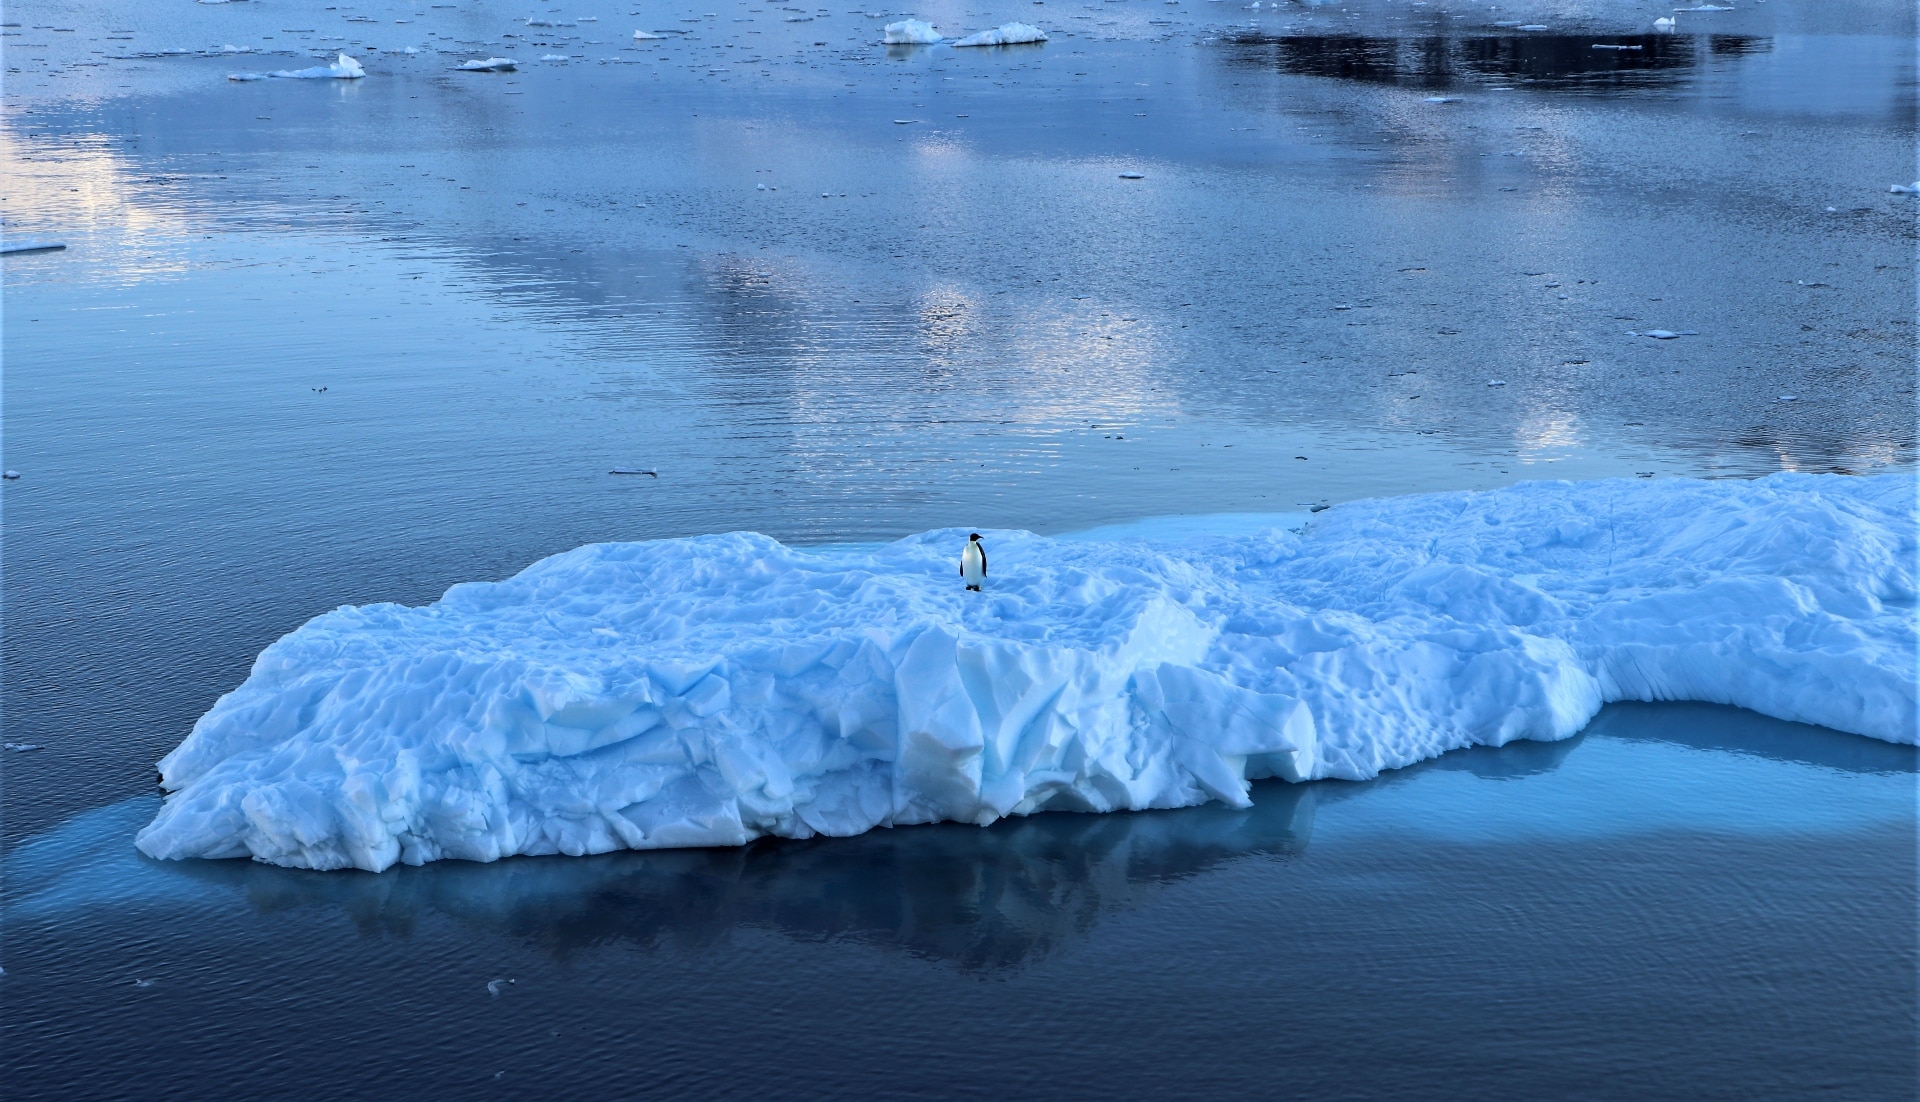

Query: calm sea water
3;0;1914;1095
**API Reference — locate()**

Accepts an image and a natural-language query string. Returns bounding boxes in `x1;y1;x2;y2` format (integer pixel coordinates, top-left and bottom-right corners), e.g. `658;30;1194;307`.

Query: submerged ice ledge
137;474;1916;872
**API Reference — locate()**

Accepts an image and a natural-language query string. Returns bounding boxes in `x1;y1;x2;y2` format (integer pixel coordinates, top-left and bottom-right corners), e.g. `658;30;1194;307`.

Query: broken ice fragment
953;22;1048;46
883;19;942;43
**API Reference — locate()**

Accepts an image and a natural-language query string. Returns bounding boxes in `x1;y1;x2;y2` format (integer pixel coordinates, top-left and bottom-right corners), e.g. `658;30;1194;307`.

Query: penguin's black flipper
980;547;987;576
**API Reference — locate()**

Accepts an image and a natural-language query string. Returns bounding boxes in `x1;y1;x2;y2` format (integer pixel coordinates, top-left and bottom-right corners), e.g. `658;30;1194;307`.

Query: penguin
960;533;987;592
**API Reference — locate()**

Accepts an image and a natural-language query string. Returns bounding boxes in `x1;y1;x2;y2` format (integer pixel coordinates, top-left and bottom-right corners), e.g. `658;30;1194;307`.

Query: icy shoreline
136;473;1916;871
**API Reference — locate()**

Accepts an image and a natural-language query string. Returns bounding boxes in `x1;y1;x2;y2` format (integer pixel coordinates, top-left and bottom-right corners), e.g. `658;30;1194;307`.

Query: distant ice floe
134;474;1915;872
884;19;943;44
456;57;518;72
953;22;1049;46
633;30;665;40
228;53;365;81
1890;182;1920;195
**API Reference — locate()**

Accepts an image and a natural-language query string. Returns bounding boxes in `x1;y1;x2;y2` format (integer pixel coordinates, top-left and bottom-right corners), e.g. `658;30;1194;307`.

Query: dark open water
3;0;1914;1095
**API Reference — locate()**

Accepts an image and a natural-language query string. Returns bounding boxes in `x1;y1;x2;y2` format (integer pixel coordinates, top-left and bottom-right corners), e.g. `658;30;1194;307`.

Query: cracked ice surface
136;473;1915;871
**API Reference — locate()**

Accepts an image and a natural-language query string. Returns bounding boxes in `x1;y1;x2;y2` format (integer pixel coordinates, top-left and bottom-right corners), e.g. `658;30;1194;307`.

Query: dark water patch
1223;33;1769;93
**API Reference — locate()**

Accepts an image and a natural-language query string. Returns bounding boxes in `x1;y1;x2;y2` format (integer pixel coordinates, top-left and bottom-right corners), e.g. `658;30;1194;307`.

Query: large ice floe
137;473;1915;871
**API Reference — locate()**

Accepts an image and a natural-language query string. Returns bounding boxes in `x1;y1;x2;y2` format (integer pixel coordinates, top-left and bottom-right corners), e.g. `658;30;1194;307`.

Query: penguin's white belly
961;545;985;586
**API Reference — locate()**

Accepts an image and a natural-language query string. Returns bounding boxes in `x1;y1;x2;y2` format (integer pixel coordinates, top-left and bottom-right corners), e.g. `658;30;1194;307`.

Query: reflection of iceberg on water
134;473;1914;872
206;784;1314;969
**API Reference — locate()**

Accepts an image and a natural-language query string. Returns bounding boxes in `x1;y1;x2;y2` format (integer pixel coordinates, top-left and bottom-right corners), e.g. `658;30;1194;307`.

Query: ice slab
136;473;1916;872
456;57;517;72
228;53;365;81
883;19;943;44
953;22;1049;46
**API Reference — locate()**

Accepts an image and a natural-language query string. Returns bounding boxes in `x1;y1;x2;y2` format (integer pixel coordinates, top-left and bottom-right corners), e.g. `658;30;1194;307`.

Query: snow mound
136;473;1916;872
456;57;517;72
884;19;943;44
228;53;365;81
953;22;1048;46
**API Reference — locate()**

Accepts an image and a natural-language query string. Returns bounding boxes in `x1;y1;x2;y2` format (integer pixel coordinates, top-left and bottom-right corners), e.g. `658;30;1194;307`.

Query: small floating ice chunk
1653;15;1676;27
1487;379;1507;386
0;470;19;479
953;22;1048;46
633;30;665;39
232;53;366;81
1591;43;1642;49
1778;395;1798;401
1640;329;1697;339
1118;171;1145;179
1424;95;1457;102
457;57;518;71
1890;182;1920;195
883;19;943;43
3;742;40;751
1517;24;1548;30
542;54;570;61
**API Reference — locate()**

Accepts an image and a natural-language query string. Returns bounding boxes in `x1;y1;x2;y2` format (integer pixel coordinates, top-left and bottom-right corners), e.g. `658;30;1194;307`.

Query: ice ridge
135;473;1916;871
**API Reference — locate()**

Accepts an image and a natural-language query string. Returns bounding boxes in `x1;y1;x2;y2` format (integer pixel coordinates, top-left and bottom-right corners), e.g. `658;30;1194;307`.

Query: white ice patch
228;53;365;81
456;57;518;71
953;22;1049;46
135;474;1916;872
633;30;665;40
884;19;943;43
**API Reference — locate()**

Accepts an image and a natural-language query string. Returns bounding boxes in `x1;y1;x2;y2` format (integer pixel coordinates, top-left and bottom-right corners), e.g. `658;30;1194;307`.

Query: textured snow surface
953;22;1048;46
137;474;1916;871
883;19;943;44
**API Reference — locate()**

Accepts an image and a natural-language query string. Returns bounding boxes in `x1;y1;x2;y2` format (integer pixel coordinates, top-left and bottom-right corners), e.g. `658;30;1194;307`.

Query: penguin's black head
968;533;981;541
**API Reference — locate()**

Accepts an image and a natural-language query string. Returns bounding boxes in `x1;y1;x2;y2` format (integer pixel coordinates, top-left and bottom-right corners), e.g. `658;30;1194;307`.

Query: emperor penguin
960;533;987;592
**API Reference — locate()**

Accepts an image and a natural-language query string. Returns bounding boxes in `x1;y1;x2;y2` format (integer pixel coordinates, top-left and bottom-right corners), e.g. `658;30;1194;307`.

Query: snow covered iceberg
953;22;1048;47
136;473;1915;872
